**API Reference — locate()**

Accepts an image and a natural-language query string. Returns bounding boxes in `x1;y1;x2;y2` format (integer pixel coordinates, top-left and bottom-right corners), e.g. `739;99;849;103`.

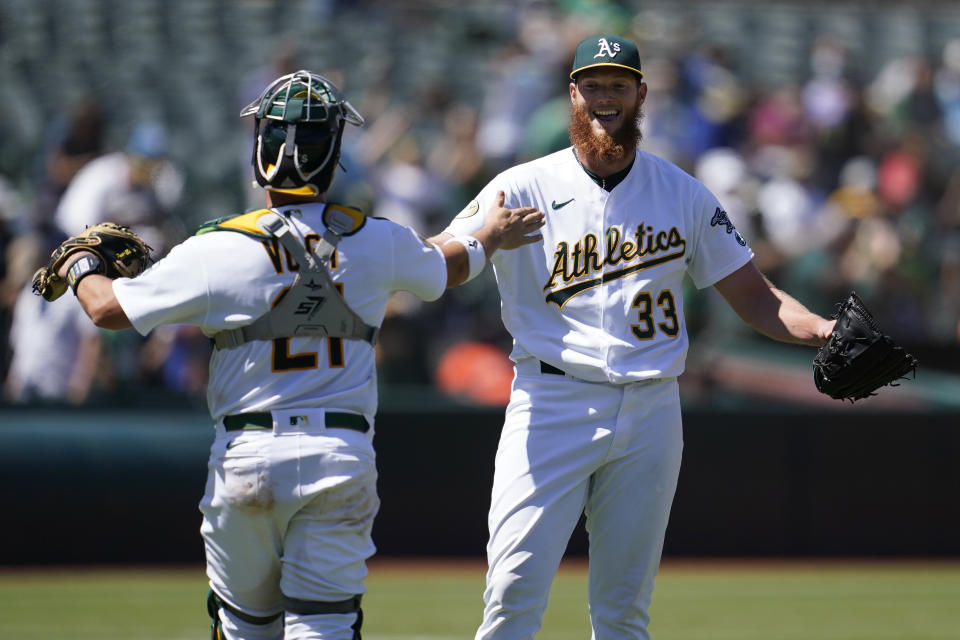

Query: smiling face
569;67;647;168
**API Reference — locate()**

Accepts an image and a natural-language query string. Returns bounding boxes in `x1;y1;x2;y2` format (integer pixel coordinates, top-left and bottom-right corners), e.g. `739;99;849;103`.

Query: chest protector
211;207;379;350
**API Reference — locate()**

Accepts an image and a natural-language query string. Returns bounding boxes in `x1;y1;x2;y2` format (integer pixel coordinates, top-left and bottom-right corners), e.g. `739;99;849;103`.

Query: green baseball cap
570;35;643;80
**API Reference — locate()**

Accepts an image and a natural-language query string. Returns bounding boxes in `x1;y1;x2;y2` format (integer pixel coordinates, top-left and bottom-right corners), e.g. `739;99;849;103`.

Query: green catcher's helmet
240;69;364;196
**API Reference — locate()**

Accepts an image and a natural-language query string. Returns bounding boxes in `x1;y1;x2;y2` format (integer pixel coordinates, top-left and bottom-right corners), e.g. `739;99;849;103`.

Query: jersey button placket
598;190;615;376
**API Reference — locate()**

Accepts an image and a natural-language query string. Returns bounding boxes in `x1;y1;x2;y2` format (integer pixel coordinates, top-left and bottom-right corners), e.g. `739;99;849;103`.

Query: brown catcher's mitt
812;291;918;402
32;222;153;301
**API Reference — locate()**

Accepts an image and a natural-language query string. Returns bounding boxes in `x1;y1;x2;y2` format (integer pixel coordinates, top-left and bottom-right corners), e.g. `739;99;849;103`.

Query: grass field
1;558;958;639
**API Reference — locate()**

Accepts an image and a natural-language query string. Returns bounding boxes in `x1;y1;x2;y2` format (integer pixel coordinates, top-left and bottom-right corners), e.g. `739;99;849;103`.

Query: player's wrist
817;318;837;345
57;250;96;279
473;225;503;257
65;253;104;294
444;235;487;282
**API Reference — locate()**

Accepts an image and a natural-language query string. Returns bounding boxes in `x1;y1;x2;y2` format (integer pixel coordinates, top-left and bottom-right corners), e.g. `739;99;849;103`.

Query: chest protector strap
212;210;379;350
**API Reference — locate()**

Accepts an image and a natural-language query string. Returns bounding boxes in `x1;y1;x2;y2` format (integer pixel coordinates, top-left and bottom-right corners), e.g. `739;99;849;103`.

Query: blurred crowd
1;1;959;408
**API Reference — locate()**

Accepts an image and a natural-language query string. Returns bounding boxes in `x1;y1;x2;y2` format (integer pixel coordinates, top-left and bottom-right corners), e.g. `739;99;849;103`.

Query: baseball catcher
39;67;542;640
32;222;153;301
812;291;918;402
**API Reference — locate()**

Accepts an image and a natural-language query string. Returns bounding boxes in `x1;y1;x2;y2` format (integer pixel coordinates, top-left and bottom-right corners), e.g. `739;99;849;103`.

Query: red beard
568;100;643;166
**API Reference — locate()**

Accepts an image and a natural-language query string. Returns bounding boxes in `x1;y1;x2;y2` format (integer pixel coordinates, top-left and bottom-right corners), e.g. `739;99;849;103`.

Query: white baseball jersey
444;147;754;383
113;202;447;420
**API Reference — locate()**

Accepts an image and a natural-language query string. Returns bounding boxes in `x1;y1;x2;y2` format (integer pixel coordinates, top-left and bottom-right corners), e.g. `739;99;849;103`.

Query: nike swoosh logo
551;198;575;210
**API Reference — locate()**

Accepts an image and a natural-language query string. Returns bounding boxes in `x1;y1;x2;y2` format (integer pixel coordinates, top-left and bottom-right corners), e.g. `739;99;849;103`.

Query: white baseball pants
477;363;683;640
200;410;379;640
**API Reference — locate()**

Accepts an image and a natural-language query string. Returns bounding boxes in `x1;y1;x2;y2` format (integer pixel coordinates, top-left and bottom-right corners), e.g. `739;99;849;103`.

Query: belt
539;361;565;375
223;411;370;433
536;359;668;385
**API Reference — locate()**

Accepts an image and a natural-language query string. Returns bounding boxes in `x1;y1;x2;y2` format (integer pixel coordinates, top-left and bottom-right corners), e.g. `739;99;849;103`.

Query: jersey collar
572;148;636;192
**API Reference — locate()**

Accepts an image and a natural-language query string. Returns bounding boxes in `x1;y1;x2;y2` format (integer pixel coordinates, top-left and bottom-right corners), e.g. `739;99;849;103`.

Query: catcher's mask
240;70;364;196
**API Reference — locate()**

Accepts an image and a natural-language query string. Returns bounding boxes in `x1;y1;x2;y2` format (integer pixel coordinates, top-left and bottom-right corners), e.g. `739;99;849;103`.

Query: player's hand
815;318;837;345
483;190;545;251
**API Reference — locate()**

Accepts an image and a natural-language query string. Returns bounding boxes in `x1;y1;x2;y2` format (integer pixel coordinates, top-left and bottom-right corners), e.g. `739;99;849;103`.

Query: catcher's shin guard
283;594;364;639
206;589;282;640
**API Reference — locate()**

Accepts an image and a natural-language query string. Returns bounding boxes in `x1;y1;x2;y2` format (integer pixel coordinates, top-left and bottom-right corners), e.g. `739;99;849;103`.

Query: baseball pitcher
432;35;839;640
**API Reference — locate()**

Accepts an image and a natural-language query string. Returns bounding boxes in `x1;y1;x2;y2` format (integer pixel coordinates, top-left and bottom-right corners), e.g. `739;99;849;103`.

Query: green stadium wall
1;405;957;564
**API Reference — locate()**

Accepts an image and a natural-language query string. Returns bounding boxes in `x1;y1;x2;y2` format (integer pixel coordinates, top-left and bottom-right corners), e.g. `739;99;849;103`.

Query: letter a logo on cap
571;34;643;80
594;37;621;59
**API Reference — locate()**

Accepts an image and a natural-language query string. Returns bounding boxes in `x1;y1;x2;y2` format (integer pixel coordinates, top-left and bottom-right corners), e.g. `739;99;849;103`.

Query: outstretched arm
430;190;544;288
56;254;132;330
712;261;834;347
